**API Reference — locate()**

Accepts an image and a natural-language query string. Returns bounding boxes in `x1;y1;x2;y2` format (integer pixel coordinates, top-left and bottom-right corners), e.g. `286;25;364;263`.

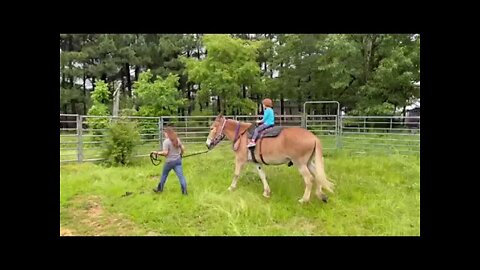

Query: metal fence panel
60;114;79;163
60;113;420;163
340;115;420;154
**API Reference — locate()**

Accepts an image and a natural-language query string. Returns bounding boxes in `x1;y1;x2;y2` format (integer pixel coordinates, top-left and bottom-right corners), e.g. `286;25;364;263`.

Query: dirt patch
60;227;75;236
64;195;146;236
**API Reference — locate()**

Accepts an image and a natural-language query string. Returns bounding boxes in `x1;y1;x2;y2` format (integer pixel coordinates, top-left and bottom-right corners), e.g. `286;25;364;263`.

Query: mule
206;114;334;203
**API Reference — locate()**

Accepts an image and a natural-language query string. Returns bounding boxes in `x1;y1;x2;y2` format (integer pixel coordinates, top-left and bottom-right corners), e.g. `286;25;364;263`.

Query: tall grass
60;143;420;236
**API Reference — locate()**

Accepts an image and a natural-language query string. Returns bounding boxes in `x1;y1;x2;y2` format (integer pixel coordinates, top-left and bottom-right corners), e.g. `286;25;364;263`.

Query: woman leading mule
206;114;334;203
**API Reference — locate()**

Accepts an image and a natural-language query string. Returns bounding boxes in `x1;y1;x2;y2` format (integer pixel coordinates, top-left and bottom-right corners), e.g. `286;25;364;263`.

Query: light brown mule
206;114;334;203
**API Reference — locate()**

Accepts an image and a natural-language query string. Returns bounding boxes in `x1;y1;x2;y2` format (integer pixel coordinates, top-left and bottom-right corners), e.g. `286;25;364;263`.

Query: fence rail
60;113;420;163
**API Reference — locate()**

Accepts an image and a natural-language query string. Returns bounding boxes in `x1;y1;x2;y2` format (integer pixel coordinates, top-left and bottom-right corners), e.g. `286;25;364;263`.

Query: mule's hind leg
256;165;271;198
297;164;314;203
308;161;328;203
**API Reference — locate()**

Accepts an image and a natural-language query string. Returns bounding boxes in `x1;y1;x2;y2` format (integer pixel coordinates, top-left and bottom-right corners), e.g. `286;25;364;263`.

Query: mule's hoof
228;186;236;192
298;198;309;204
321;194;328;203
263;191;271;198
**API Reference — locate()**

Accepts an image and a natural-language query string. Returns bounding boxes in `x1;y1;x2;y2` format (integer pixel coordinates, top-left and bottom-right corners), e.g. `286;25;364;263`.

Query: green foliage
61;34;420;117
120;108;138;116
90;80;110;104
61;145;419;236
101;120;141;166
86;79;111;140
350;102;397;116
134;70;186;116
181;34;264;114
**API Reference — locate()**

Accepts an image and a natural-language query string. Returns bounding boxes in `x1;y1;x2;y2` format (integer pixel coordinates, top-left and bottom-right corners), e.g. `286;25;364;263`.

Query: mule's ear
216;113;223;120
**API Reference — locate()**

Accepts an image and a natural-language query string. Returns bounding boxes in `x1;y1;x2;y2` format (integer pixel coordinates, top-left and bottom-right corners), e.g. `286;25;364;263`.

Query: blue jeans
252;124;273;141
157;158;187;194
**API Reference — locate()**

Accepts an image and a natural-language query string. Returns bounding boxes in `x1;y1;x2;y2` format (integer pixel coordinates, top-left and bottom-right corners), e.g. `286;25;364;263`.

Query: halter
210;116;227;147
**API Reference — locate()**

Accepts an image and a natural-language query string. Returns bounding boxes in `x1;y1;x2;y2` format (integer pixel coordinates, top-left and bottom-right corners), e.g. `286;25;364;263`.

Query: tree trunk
125;63;132;97
121;73;126;97
197;43;201;60
363;35;376;83
187;83;192;115
134;66;140;82
91;77;96;91
61;73;66;89
70;99;76;114
83;73;87;115
280;94;285;115
242;85;246;98
217;96;221;114
68;35;74;89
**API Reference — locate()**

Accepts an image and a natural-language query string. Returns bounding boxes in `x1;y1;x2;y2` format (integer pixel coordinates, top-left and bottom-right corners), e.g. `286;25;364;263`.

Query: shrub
102;120;141;166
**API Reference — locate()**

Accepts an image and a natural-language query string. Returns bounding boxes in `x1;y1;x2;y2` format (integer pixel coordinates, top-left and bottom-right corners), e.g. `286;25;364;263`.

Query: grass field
60;142;420;236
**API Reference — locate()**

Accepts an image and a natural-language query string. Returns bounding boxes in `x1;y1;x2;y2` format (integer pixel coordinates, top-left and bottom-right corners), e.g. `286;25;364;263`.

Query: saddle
245;125;293;167
246;125;283;139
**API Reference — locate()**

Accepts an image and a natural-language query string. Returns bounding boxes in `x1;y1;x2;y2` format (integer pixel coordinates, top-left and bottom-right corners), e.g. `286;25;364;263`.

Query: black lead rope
150;152;162;166
150;150;210;166
181;150;209;158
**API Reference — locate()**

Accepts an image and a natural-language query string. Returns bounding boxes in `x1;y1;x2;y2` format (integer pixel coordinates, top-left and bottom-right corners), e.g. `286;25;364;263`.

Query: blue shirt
262;108;275;126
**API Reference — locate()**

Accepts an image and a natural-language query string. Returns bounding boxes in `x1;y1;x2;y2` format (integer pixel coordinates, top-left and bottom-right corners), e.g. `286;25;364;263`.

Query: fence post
336;115;343;149
77;115;83;163
301;114;306;129
159;117;164;150
185;116;188;139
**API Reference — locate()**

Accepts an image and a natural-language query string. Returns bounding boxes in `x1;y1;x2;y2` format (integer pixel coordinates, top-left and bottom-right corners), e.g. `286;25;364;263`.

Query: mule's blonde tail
314;139;334;193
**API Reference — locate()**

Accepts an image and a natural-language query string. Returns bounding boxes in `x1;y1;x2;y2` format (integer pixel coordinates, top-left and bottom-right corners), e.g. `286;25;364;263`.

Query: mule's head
206;114;226;150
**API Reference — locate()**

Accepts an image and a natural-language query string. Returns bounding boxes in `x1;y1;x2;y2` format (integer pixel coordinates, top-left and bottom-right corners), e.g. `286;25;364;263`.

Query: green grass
60;142;420;236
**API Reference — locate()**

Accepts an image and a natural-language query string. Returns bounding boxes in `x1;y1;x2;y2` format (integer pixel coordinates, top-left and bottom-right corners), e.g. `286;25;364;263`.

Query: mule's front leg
256;165;271;198
228;160;245;191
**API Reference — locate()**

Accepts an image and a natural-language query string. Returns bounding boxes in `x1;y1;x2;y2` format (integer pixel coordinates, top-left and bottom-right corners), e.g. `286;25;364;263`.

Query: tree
133;70;186;117
86;80;111;140
353;34;420;115
181;34;263;115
